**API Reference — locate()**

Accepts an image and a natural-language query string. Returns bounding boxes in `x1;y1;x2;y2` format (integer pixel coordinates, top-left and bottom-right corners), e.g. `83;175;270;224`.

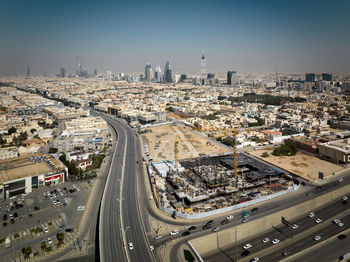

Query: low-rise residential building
319;139;350;164
0;147;19;160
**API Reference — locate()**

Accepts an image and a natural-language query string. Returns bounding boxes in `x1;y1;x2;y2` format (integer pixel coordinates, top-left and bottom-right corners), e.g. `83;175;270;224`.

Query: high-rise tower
76;57;83;77
145;63;153;82
164;61;172;83
154;65;161;82
200;50;206;86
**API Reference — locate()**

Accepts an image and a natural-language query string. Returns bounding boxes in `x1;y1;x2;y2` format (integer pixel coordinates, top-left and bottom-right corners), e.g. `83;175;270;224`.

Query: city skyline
1;0;350;76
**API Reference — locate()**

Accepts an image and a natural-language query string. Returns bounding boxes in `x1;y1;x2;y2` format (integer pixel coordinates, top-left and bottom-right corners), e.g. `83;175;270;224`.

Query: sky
1;0;350;76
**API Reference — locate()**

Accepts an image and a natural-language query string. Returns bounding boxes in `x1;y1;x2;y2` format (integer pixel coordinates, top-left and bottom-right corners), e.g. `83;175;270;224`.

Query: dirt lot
141;125;231;161
249;149;345;182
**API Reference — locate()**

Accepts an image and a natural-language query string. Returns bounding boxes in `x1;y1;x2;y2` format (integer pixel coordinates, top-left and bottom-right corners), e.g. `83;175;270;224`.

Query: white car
53;200;57;205
250;258;259;262
262;237;269;243
342;196;348;201
227;215;234;220
150;245;154;251
154;235;162;240
170;230;179;236
272;239;280;245
47;237;52;244
128;242;133;250
338;222;344;227
291;224;299;230
315;218;322;224
64;198;69;203
337;178;344;182
243;243;252;249
333;219;341;224
44;227;48;233
308;213;315;218
313;235;321;241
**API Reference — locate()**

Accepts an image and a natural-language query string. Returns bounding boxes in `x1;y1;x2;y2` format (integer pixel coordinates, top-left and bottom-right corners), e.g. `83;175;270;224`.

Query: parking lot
0;180;93;261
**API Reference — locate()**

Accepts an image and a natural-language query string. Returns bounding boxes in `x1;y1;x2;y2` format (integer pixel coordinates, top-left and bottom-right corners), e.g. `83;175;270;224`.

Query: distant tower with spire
200;49;206;86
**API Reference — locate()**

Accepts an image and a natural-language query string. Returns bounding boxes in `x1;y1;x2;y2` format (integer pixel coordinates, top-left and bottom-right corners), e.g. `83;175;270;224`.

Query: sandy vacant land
141;125;231;161
249;149;345;182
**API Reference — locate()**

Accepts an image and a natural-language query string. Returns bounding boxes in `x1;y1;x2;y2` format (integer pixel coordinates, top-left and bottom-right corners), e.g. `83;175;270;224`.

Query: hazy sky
1;0;350;76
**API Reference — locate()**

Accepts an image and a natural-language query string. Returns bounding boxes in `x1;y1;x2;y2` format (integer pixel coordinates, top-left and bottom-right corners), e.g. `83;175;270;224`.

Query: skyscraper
164;61;172;83
59;67;66;78
200;50;206;86
145;63;153;82
305;73;316;82
154;65;161;82
321;73;332;81
227;71;237;85
76;57;83;77
26;66;30;77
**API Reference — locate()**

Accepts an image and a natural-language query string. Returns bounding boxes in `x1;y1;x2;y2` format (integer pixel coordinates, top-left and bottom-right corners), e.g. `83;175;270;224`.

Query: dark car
34;206;40;211
63;203;67;207
28;214;33;218
342;200;348;205
301;182;306;186
282;251;289;256
207;220;214;225
241;250;251;257
221;219;229;225
251;207;258;212
338;234;346;240
10;219;15;224
3;214;7;221
65;228;74;233
316;186;322;190
14;212;18;218
202;224;212;230
3;222;7;227
188;226;196;231
182;231;191;237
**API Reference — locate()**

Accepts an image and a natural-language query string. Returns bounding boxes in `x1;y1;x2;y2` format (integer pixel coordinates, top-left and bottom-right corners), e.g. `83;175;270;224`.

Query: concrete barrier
190;183;350;258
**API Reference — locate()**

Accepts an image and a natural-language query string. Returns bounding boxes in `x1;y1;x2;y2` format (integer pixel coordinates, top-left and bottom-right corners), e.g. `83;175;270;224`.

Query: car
337;178;344;182
53;200;57;205
47;237;52;244
291;224;299;229
65;228;73;233
44;227;48;233
333;219;341;224
22;193;28;197
10;219;15;224
342;196;348;201
9;214;13;219
338;234;346;240
64;198;69;203
227;215;234;220
203;224;212;230
34;206;40;211
272;239;280;244
128;242;133;250
250;257;259;262
154;235;162;240
316;186;322;190
242;217;249;223
59;226;63;231
170;230;179;236
188;226;196;231
28;213;33;217
306;192;312;196
342;200;348;205
338;222;344;227
212;227;220;232
308;212;315;218
251;207;258;213
241;250;251;257
20;217;24;221
282;251;289;256
150;245;154;251
262;237;269;243
63;203;67;207
182;231;191;236
221;219;229;225
301;181;306;186
313;235;321;241
13;213;18;218
3;214;7;221
315;218;323;224
3;222;7;227
207;220;214;225
243;243;252;249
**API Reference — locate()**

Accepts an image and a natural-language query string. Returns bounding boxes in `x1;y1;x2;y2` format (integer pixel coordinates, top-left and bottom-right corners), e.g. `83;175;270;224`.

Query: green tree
261;152;269;157
48;147;58;153
30;128;37;134
8;126;17;135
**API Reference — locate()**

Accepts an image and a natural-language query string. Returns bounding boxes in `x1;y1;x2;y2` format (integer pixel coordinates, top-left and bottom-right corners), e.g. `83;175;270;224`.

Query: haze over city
1;0;350;76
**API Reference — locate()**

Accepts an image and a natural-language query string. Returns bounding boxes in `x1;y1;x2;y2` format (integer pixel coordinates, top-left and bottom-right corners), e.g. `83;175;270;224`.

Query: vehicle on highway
306;192;312;196
203;224;212;230
337;178;344;182
207;220;214;225
44;227;48;233
65;228;73;233
243;243;252;249
227;215;234;220
338;234;346;240
9;214;13;219
47;237;52;244
242;217;249;223
170;230;179;236
241;211;249;217
313;235;321;241
282;251;289;256
272;239;280;244
188;226;196;231
10;219;15;224
291;224;299;229
241;250;250;257
315;218;322;223
250;257;259;262
333;219;341;224
154;235;162;240
212;227;220;232
262;237;269;243
251;207;258;213
182;231;191;237
338;222;344;227
308;212;315;218
150;245;154;251
342;196;348;201
221;219;229;225
128;242;133;250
